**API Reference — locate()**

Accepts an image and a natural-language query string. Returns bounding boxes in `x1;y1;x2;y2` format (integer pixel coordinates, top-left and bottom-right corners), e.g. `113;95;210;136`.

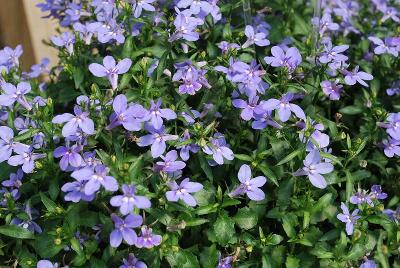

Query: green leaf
156;50;169;80
282;214;297;238
73;67;84;89
234;154;253;162
90;258;107;268
167;251;200;268
320;152;343;167
212;214;236;245
277;149;302;166
199;154;213;180
266;234;284;246
234;207;258;230
14;129;40;142
186;218;209;227
258;164;279;186
339;106;363;115
0;225;34;239
122;36;133;58
285;256;300;268
34;234;64;258
40;192;57;213
200;244;218;268
345;170;353;201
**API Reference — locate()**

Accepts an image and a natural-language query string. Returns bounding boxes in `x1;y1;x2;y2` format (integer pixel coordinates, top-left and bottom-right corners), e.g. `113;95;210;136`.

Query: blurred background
0;0;58;70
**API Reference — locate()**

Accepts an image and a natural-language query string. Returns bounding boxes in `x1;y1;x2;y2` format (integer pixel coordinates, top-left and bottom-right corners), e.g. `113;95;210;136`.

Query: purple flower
52;106;95;137
218;41;240;54
229;164;267;201
71;165;118;195
343;66;373;87
51;32;75;55
176;130;199;161
0;82;32;110
337;202;360;235
252;107;282;130
177;0;212;15
368;37;398;57
61;180;95;202
321;80;343;100
53;144;83;171
383;207;400;223
350;190;373;206
11;204;42;233
137;124;178;158
0;126;19;163
26;58;50;78
110;184;151;215
217;255;233;268
0;187;19;205
166;178;203;206
89;56;132;90
8;144;46;173
131;0;156;18
82;151;102;167
293;150;333;189
318;43;349;64
173;60;210;95
143;99;177;130
382;138;400;157
97;19;126;44
135;226;162;248
169;9;202;42
232;95;261;121
264;46;302;72
154;150;186;173
107;94;147;131
242;25;270;48
120;253;147;268
73;22;100;45
312;13;339;36
0;45;23;70
231;60;267;96
37;260;58;268
369;185;387;200
386;80;400;96
360;259;376;268
110;213;143;248
381;6;400;23
378;113;400;140
262;92;306;122
2;169;23;188
298;121;330;150
202;133;234;165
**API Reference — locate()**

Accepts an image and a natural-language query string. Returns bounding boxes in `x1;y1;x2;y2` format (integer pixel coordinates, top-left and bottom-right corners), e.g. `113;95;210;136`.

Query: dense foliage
0;0;399;267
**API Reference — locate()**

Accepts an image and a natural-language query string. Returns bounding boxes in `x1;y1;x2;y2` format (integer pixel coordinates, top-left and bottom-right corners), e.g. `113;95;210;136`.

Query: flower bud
54;238;62;245
359;160;367;168
353;229;362;240
245;245;253;253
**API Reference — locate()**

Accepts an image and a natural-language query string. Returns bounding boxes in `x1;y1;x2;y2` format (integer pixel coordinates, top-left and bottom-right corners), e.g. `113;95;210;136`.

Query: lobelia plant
0;0;399;267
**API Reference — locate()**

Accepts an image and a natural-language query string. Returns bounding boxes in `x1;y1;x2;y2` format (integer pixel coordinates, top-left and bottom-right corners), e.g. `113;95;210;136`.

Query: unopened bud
359;160;367;168
353;229;362;240
163;69;171;77
54;238;62;245
245;245;253;253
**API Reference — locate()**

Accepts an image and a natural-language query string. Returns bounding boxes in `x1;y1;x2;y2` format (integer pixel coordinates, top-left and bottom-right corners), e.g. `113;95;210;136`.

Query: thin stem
312;0;323;55
242;0;252;26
